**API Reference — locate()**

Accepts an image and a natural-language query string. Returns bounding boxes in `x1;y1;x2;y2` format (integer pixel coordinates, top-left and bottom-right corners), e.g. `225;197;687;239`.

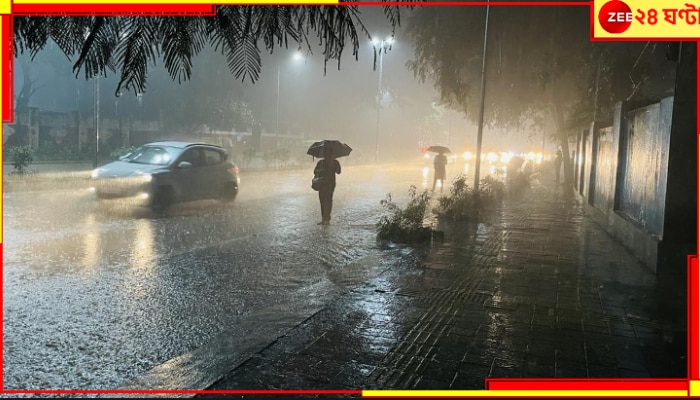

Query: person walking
313;155;341;225
432;151;448;191
554;147;563;184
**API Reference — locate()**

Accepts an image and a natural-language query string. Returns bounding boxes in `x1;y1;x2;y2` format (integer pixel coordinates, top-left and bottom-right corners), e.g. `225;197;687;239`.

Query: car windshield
121;146;180;165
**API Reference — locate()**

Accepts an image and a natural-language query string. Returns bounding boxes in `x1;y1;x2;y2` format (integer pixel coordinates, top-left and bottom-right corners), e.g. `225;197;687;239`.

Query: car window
203;149;225;166
123;146;177;165
179;148;205;167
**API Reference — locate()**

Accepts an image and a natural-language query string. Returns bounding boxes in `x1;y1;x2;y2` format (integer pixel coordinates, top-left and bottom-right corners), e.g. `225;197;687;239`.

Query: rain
4;4;693;393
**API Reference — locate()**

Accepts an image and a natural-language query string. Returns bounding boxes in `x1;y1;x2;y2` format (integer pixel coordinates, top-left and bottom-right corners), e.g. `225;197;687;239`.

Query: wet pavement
201;175;687;393
2;163;450;390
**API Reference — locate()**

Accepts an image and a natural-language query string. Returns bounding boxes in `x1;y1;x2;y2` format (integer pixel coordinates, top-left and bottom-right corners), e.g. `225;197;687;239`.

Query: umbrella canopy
307;140;352;159
427;145;451;154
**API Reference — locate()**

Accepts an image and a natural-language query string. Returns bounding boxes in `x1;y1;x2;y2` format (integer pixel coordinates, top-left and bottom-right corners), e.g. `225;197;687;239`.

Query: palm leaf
113;17;159;94
160;17;207;84
14;4;410;94
72;17;120;79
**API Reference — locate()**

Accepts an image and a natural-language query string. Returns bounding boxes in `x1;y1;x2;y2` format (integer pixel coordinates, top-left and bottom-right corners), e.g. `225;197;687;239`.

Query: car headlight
141;173;152;182
91;169;100;179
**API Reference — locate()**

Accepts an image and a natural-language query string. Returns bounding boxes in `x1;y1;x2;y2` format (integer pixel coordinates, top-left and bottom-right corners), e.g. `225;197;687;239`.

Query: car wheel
152;186;174;213
220;182;238;203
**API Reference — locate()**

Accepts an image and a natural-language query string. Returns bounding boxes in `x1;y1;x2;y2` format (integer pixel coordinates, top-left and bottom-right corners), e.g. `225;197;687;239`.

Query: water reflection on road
3;162;458;390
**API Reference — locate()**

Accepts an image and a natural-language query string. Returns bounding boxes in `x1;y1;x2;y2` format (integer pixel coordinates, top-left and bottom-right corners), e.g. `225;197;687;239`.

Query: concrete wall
592;125;615;212
578;99;671;273
615;99;672;238
3;108;307;160
575;43;696;278
3;108;160;158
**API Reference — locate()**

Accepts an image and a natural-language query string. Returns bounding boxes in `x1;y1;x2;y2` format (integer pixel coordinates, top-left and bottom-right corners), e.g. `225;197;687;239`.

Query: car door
199;148;227;199
173;147;207;202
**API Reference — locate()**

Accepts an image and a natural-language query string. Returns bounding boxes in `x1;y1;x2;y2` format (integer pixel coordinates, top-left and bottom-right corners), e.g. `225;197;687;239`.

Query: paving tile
329;361;376;388
587;363;621;378
420;358;461;383
414;376;453;389
618;368;651;378
555;343;586;363
202;180;687;394
450;362;492;390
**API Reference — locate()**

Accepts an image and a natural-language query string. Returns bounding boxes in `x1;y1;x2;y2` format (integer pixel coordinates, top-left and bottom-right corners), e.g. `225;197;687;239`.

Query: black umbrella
427;145;451;154
307;140;353;159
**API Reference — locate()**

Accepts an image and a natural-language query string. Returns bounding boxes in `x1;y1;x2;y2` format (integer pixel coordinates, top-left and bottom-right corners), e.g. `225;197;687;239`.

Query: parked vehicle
90;141;240;212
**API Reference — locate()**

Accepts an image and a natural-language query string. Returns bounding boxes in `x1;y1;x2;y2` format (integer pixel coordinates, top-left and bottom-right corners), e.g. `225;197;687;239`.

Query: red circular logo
598;0;633;34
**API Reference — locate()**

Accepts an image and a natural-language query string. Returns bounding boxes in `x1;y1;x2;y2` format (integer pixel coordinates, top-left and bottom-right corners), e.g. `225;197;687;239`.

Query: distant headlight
91;169;100;178
141;173;152;182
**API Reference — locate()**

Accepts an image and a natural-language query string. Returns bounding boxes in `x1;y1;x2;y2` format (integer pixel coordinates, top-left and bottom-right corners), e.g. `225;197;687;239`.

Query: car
90;141;240;212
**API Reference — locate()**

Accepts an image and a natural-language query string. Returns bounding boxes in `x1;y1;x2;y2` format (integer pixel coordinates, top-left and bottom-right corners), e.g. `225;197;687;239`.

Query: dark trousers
319;184;335;222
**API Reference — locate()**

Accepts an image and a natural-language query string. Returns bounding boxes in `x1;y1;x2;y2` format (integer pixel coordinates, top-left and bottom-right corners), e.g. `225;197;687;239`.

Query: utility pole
473;1;490;194
93;76;100;168
372;37;394;163
374;47;384;162
276;65;280;149
541;124;546;157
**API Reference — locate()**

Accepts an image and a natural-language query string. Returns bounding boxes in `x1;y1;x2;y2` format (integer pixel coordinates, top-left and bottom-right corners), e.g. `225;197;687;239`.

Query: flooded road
3;162;450;390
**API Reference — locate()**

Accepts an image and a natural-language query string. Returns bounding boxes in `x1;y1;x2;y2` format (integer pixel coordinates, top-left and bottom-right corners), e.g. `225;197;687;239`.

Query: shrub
507;171;530;197
34;141;91;161
433;174;475;220
377;185;434;243
433;174;505;221
481;175;506;202
7;145;34;173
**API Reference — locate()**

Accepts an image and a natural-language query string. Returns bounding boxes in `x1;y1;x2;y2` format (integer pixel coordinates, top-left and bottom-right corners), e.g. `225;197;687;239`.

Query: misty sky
13;7;586;159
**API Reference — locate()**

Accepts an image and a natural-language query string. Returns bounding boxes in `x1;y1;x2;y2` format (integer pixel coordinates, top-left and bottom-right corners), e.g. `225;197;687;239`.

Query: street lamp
276;51;305;148
371;36;394;162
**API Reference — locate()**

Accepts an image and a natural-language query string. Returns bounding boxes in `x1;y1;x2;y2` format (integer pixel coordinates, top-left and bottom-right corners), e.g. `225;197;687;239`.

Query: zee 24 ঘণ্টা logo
598;0;700;35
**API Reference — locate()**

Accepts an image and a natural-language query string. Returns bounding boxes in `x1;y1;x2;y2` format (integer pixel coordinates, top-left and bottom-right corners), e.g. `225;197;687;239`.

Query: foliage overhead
14;5;406;96
158;62;255;133
405;6;676;131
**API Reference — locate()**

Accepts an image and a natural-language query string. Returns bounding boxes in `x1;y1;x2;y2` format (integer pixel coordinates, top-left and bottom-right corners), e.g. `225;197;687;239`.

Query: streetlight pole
276;65;280;149
372;36;394;163
275;51;304;150
93;76;100;168
375;49;383;162
473;1;490;194
541;124;546;158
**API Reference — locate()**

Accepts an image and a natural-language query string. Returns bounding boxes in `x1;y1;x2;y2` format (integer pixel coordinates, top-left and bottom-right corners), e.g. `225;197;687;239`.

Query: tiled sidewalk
202;178;687;393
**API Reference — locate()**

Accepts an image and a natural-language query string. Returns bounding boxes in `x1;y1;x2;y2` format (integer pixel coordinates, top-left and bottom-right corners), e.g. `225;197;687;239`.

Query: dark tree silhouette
14;5;405;96
406;5;676;186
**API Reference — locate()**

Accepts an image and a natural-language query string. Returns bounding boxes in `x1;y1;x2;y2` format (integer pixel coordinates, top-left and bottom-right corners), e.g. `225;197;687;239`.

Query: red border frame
1;1;697;397
12;4;217;15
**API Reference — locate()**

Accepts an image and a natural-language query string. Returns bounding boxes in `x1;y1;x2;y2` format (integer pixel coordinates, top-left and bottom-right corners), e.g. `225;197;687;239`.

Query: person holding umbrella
428;145;450;192
308;140;351;225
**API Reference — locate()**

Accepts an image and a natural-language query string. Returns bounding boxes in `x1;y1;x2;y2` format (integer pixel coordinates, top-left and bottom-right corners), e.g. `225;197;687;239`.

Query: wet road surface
3;163;453;390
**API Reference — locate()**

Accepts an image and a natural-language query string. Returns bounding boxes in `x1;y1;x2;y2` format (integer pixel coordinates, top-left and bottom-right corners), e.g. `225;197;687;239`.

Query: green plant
377;185;434;243
481;175;506;202
506;172;530;197
275;148;291;167
433;175;476;220
110;146;137;159
261;151;276;167
35;141;89;161
433;174;505;221
7;145;34;173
